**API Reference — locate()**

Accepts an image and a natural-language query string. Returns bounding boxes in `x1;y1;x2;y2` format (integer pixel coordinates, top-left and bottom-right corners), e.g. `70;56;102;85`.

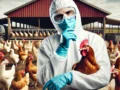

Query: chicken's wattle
81;50;87;56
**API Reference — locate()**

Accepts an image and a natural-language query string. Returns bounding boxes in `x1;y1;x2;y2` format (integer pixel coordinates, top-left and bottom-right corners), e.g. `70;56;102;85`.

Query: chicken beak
79;47;89;52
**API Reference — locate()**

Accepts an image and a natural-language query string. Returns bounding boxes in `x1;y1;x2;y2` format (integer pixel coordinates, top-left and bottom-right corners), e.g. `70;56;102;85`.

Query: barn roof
4;0;111;17
106;18;120;25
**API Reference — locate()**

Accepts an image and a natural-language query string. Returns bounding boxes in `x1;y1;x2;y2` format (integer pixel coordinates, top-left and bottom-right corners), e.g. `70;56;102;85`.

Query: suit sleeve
37;37;67;85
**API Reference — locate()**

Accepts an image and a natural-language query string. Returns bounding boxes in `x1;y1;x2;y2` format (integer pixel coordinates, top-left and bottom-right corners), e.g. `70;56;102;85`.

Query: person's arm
70;36;111;89
37;37;67;85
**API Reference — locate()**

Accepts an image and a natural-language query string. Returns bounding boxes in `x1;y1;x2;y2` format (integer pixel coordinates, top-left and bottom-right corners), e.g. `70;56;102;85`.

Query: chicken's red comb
80;39;88;48
28;54;33;58
29;54;33;57
119;41;120;44
20;70;25;76
110;40;112;42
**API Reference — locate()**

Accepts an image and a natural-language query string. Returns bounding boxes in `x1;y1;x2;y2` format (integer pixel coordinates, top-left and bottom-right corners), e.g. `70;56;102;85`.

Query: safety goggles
52;7;76;24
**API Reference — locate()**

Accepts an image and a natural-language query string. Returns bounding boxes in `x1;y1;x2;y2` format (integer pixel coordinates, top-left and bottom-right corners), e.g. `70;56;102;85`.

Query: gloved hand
43;72;73;90
56;15;77;57
56;30;76;57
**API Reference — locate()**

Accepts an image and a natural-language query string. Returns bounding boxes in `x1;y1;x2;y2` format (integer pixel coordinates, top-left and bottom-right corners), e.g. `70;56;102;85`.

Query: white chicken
109;45;120;65
0;59;15;90
6;40;12;47
3;41;11;52
19;31;24;37
15;32;19;37
24;32;28;37
14;38;19;46
10;49;19;65
12;40;19;51
19;40;24;48
0;42;3;49
10;32;15;37
24;40;33;53
20;72;29;90
33;46;38;60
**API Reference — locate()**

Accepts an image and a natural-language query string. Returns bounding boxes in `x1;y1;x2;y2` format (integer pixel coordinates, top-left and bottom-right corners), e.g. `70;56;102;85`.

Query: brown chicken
108;40;114;53
118;41;120;52
18;44;28;64
72;39;100;74
112;57;120;90
25;54;37;87
39;32;43;37
11;70;29;90
34;31;39;37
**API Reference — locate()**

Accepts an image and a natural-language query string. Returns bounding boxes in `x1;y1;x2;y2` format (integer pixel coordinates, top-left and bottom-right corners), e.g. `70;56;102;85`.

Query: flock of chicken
100;40;120;90
10;30;56;38
0;33;120;90
0;39;42;90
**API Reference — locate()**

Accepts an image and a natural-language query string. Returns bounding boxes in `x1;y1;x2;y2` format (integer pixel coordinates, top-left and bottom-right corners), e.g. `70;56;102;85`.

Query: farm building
0;0;120;40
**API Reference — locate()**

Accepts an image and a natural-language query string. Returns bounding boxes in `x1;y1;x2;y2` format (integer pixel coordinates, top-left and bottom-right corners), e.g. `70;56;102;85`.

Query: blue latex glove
56;30;76;57
56;15;77;57
43;72;73;90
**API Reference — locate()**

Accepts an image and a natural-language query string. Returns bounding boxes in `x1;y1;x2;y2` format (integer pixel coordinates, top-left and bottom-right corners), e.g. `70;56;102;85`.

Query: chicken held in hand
72;39;100;74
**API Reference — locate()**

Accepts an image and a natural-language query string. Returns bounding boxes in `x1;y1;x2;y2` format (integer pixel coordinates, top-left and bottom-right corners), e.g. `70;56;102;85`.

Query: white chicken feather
0;59;15;90
10;49;19;65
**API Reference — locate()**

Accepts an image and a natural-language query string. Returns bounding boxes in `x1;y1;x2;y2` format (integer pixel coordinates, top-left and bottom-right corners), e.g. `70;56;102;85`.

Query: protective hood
49;0;84;35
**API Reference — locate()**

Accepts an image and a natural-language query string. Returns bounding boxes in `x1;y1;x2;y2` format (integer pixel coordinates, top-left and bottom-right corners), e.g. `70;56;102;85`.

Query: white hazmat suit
37;0;111;90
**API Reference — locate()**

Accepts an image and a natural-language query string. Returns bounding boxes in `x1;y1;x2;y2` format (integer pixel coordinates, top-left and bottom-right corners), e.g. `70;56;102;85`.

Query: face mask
58;15;76;31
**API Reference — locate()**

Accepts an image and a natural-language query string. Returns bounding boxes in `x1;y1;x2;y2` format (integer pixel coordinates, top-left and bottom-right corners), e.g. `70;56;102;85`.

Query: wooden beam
112;25;113;33
20;23;21;28
38;18;40;29
7;17;11;39
103;17;106;38
11;21;13;28
15;22;17;28
109;24;110;33
118;25;120;33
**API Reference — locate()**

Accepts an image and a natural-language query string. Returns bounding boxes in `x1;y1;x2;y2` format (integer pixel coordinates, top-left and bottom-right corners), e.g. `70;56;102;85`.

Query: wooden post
25;24;27;29
7;17;11;39
38;18;40;30
103;17;106;38
93;22;94;32
118;25;120;33
112;25;113;33
15;22;17;28
109;24;110;33
11;21;12;28
28;25;30;29
90;23;91;31
20;23;21;28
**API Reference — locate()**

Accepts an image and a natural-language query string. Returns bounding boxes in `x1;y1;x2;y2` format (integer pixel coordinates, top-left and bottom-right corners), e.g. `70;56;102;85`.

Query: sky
0;0;120;20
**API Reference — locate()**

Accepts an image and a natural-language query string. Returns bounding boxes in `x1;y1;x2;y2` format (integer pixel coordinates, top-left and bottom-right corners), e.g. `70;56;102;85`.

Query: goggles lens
52;7;76;24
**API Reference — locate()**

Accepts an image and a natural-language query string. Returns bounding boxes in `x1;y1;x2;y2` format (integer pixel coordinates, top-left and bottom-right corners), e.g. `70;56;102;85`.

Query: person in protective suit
37;0;111;90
